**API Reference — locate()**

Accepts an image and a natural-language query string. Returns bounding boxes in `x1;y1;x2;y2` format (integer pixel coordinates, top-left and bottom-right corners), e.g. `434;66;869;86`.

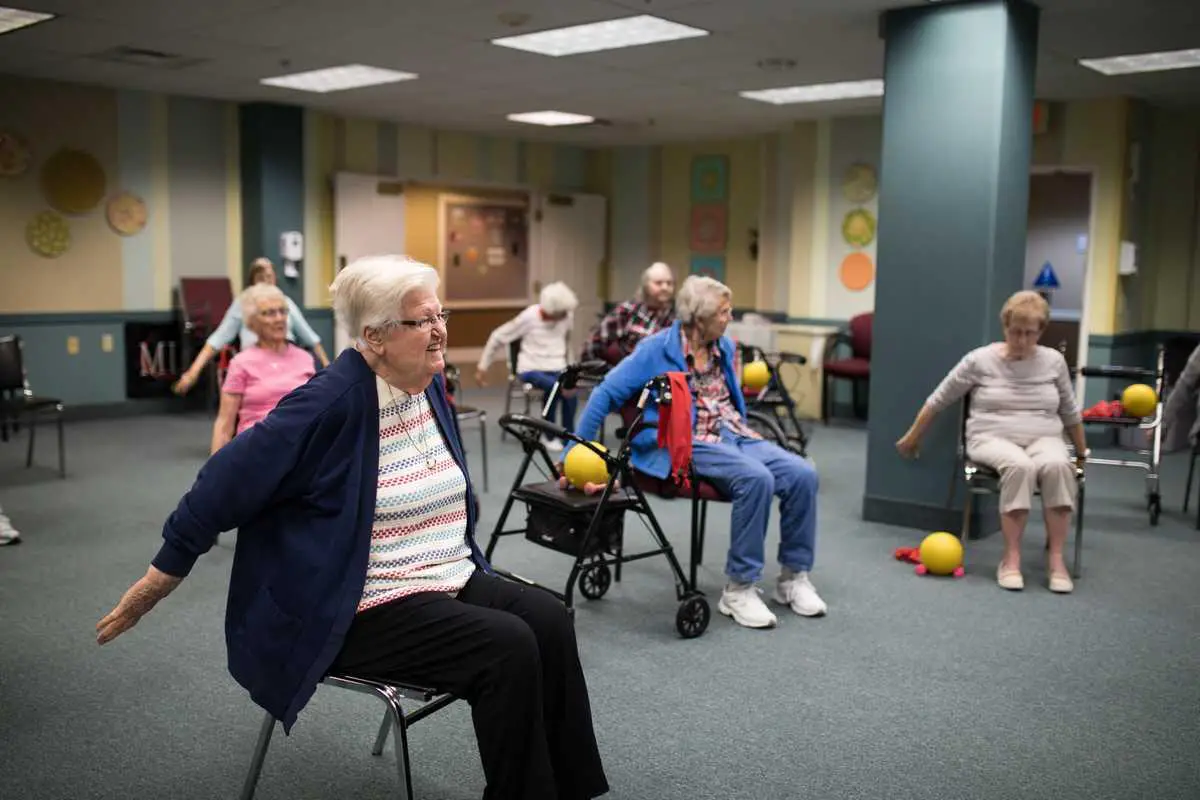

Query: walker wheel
675;594;710;639
578;562;612;600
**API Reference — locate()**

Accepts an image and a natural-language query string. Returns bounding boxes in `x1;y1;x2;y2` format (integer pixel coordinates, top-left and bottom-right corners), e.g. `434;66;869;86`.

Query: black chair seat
1;395;61;413
455;405;485;419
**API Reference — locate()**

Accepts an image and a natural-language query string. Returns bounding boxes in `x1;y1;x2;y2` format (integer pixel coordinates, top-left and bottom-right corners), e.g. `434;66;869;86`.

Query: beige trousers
966;435;1077;513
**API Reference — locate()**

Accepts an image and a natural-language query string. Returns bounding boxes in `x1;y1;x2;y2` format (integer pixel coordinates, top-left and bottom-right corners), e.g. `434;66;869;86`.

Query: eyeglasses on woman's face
387;310;451;332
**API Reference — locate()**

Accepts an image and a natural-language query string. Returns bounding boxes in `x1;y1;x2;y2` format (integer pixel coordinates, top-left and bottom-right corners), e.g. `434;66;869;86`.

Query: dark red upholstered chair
821;312;873;423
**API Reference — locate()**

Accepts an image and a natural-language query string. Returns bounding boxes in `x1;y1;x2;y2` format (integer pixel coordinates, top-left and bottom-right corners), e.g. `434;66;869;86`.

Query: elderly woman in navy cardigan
96;255;608;800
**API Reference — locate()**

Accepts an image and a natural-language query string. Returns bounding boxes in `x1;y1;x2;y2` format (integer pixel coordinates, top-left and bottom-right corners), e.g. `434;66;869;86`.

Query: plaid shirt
682;331;760;444
582;300;675;362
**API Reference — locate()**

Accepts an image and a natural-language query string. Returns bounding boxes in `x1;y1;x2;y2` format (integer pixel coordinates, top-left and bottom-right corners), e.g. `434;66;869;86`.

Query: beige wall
0;78;122;312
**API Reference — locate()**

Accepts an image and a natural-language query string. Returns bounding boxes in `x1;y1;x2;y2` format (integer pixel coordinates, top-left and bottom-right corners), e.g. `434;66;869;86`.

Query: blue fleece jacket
151;348;487;732
570;321;746;478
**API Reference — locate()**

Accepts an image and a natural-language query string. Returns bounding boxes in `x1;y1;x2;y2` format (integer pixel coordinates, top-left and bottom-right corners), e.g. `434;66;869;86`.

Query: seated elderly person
476;281;579;451
210;283;316;454
174;257;329;395
96;255;609;800
1162;341;1200;453
570;275;826;630
896;290;1087;594
581;261;676;365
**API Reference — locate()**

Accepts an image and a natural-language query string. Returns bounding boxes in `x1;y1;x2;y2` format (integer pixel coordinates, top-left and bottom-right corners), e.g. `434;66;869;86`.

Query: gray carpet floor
1;392;1198;800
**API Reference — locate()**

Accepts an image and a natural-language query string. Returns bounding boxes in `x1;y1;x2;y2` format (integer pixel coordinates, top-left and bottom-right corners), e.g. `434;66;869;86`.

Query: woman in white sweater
476;282;579;449
896;290;1088;594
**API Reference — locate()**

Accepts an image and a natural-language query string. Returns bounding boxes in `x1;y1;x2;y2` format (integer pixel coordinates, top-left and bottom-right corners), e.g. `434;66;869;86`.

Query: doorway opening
1026;168;1095;378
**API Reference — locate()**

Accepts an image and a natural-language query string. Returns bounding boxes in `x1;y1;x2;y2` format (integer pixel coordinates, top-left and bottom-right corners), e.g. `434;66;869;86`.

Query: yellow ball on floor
919;532;963;576
743;360;770;391
1121;383;1157;418
564;442;609;489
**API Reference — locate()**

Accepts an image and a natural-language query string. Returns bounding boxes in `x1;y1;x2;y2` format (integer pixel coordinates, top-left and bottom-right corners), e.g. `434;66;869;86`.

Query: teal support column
240;103;305;307
862;0;1040;533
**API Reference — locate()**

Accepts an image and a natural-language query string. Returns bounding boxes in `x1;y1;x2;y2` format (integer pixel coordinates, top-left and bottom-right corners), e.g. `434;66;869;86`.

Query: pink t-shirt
222;344;316;435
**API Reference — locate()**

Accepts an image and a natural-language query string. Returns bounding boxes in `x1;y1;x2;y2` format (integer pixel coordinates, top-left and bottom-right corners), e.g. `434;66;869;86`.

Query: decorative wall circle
842;208;876;248
0;130;32;177
842;162;878;203
106;191;149;236
839;252;875;292
26;211;71;258
41;148;107;214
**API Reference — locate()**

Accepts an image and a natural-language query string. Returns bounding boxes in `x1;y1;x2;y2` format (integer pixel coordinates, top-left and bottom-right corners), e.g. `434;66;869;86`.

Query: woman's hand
556;462;619;495
172;371;198;395
96;566;183;645
896;432;921;459
474;368;488;387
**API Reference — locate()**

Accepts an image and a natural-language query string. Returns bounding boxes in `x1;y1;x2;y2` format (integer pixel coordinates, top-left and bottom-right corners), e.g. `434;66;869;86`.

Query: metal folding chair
240;674;456;800
949;393;1086;578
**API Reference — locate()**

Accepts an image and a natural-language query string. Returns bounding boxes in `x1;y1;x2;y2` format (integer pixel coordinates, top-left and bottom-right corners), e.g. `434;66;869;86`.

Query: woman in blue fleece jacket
96;255;608;800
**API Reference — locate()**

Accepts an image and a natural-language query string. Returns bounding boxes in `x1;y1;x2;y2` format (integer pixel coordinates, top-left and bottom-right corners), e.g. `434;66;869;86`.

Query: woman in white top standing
896;290;1088;594
476;282;579;450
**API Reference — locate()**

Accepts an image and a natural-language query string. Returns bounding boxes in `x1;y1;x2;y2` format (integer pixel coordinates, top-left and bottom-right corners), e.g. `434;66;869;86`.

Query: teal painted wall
240;103;306;307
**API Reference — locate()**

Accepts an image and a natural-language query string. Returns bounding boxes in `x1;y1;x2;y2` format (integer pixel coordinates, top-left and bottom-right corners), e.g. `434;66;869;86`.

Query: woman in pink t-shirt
211;284;316;454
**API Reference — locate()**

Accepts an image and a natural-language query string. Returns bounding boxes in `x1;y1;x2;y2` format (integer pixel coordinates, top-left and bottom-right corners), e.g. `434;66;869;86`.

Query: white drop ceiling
1;0;1198;145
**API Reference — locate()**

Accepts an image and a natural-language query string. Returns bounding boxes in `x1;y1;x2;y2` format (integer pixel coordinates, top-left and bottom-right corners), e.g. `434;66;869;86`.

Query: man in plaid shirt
581;262;676;364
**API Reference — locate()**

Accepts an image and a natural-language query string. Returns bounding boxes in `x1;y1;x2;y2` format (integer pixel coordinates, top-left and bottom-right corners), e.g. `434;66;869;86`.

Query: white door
333;173;407;353
530;193;607;359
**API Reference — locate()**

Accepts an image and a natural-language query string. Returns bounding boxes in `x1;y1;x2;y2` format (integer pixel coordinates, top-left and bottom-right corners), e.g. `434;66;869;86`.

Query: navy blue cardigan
151;349;488;732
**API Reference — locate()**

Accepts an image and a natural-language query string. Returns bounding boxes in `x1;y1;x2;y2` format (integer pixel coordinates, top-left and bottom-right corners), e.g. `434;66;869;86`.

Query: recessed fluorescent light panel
1078;48;1200;76
492;14;708;56
0;6;54;35
507;111;595;127
740;79;885;105
260;64;417;93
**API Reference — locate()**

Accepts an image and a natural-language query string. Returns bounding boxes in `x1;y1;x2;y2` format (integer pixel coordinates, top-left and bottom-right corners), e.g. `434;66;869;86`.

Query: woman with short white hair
477;281;580;450
570;275;827;630
98;255;609;800
209;283;316;454
174;258;329;395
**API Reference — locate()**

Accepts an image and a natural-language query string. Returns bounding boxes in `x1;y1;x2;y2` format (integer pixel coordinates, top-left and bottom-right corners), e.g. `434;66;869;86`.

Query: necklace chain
386;384;436;469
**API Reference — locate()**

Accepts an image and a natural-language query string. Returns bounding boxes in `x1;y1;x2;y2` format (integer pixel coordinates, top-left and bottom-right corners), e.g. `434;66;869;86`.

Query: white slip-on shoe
774;571;828;617
1048;571;1074;594
717;584;778;629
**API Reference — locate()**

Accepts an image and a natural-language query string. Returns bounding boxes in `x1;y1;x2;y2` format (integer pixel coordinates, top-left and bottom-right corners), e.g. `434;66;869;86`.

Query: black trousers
332;571;609;800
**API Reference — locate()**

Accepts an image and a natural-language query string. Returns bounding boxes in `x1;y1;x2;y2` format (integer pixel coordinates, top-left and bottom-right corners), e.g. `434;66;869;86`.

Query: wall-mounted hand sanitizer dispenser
280;231;304;262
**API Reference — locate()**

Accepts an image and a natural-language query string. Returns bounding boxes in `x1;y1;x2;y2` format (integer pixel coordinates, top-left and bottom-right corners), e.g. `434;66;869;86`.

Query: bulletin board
439;194;529;305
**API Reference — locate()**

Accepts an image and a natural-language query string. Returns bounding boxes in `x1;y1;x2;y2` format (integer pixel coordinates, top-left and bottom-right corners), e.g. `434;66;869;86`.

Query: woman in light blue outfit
174;258;329;394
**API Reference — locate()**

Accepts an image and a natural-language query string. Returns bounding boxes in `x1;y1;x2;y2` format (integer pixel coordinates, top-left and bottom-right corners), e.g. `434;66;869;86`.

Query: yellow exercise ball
743;360;770;391
564;442;609;489
919;532;964;576
1122;383;1158;418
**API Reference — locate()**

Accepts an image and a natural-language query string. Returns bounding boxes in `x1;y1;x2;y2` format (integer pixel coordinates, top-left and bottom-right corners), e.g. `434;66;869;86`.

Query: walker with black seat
1077;346;1167;524
738;343;811;455
486;366;713;639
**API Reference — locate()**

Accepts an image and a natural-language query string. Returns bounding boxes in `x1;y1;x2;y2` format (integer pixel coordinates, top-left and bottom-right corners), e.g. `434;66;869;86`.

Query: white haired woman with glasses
96;256;609;800
209;283;316;454
476;281;580;450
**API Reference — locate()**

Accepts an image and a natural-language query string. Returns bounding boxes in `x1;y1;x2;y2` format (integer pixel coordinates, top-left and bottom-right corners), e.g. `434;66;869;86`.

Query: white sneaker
774;571;827;617
717;584;778;629
543;437;564;452
0;518;20;546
